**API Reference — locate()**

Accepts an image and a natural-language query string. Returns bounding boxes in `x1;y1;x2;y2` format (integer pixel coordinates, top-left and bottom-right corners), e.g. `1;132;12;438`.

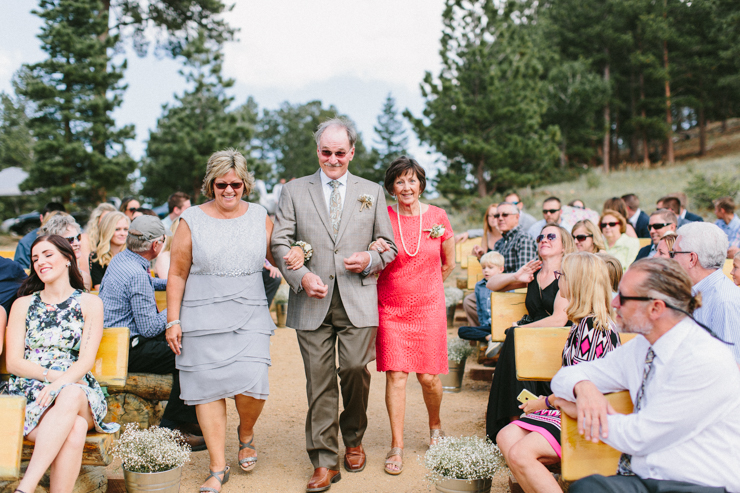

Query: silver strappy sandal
384;447;403;475
430;429;446;446
200;466;229;493
238;427;257;472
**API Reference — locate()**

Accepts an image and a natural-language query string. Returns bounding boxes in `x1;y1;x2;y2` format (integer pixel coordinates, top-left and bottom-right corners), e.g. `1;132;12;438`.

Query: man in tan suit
271;118;397;492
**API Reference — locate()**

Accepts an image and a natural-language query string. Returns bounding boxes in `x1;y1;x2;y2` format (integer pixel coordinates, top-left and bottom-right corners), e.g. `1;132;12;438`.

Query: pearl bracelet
166;320;181;330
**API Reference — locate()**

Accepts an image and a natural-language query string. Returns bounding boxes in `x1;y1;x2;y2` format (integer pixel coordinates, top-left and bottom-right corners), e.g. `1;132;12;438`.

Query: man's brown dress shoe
343;444;366;472
306;467;341;492
173;427;207;452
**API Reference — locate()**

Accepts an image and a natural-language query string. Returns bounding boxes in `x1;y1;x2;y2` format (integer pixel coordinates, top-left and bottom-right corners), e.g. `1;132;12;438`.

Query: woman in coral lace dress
370;156;455;476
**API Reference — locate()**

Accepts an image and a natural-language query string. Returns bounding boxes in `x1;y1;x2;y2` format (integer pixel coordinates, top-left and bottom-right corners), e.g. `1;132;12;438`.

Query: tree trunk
640;70;649;167
602;60;610;174
699;105;706;156
611;107;620;166
663;1;674;165
477;158;486;197
560;134;567;168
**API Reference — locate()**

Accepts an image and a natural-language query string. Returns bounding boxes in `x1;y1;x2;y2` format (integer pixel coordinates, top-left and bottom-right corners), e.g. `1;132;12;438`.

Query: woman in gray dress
165;149;301;493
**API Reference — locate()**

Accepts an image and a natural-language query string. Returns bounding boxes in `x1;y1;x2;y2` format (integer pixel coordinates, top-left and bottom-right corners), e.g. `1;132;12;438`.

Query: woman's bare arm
441;237;455;281
519;291;569;328
165;219;193;355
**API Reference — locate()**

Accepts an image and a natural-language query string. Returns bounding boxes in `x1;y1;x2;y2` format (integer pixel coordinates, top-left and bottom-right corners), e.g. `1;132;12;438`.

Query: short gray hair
314;117;358;148
497;202;520;215
629;258;700;315
676;222;728;270
126;234;163;253
650;208;677;225
40;213;81;236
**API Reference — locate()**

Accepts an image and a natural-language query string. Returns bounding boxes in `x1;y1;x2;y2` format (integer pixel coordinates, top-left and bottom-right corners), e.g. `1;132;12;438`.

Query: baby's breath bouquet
447;337;475;364
424;436;504;482
444;287;464;308
113;423;191;473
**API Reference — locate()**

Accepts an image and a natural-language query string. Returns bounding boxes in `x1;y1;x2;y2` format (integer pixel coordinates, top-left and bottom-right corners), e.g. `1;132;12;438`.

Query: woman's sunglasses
554;270;565;280
64;234;82;244
601;221;619;229
572;234;593;242
536;233;557;243
214;181;244;191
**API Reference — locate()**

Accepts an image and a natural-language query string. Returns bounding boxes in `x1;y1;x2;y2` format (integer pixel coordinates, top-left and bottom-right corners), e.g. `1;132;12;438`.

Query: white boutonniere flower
358;194;374;211
424;224;445;239
291;241;313;262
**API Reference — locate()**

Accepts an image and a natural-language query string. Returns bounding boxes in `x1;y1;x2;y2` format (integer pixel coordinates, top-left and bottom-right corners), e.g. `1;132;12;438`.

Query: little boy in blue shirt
457;251;504;358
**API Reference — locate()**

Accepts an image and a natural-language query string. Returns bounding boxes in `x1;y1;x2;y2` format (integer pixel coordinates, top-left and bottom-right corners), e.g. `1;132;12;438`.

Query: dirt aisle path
155;326;510;493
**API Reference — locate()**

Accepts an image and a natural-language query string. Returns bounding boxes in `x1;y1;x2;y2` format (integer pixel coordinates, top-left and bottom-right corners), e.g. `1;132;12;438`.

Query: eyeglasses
572;234;593;242
648;223;672;230
542;209;561;215
554;270;565;280
64;234;81;244
127;207;138;212
214;181;244;191
669;250;692;259
536;233;557;243
601;221;619;229
320;150;348;158
493;213;516;219
615;291;655;306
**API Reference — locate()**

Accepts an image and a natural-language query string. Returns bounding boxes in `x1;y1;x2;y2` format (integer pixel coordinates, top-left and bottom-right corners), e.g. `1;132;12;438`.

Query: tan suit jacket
271;170;397;330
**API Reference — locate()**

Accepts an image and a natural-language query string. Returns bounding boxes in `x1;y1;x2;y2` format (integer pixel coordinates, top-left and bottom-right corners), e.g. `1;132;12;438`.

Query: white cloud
0;51;23;93
223;0;444;92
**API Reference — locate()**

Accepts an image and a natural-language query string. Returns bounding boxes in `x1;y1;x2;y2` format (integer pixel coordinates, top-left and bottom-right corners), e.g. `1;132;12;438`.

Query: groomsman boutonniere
358;194;374;211
424;224;446;239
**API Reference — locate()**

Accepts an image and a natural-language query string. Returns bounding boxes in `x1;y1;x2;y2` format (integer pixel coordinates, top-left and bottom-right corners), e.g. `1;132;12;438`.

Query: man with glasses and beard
551;258;740;492
635;209;677;260
671;222;740;363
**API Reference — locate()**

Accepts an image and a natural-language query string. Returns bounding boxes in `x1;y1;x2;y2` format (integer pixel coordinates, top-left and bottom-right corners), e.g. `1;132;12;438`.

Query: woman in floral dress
5;235;118;493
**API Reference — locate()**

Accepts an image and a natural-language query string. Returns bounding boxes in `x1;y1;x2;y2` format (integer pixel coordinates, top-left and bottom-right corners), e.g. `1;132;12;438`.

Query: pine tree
19;0;135;204
142;33;252;202
0;80;34;171
407;0;560;198
373;93;409;166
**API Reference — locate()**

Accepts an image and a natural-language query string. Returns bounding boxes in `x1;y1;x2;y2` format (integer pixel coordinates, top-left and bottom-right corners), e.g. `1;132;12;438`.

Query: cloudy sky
0;1;445;176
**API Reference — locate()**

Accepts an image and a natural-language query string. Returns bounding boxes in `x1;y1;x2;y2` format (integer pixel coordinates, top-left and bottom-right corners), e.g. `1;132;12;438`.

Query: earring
66;262;71;267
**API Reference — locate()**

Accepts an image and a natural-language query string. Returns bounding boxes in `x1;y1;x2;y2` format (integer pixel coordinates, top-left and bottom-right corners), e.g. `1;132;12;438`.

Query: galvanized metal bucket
435;477;492;493
123;466;182;493
439;359;466;393
275;302;288;327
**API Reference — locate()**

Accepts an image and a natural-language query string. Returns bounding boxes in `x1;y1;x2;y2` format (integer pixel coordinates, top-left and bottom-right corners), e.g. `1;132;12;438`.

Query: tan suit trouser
295;283;377;470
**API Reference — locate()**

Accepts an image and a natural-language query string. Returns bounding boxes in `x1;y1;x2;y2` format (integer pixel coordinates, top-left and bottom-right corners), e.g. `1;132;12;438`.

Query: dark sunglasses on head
542;208;561;214
554;270;565;280
214;181;244;191
493;213;515;219
648;222;672;230
669;250;692;259
601;221;619;228
536;233;557;243
65;234;82;244
320;150;348;158
127;207;138;212
572;234;593;242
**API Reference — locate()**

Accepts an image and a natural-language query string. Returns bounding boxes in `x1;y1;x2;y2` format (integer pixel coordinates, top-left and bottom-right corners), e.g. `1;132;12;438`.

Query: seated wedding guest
732;251;740;286
568;199;585;209
713;196;740;254
672;222;740;362
89;211;129;289
621;193;650;238
40;214;92;290
528;197;573;239
132;208;158;219
14;202;66;269
153;219;178;280
0;256;27;315
120;197;140;221
635;209;677;260
571;220;605;253
4;235;119;493
99;215;204;449
505;192;537;232
602;198;637;237
667;192;703;223
594;252;623;293
485;224;574;442
458;251;505;358
600;210;640;270
653;231;677;259
497;252;620;493
85;203;117;255
553;258;740;493
162;191;191;230
657;196;689;227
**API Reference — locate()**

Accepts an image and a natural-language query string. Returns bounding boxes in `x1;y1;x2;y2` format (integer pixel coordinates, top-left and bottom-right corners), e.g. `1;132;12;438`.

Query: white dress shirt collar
628;208;641;227
319;169;348;187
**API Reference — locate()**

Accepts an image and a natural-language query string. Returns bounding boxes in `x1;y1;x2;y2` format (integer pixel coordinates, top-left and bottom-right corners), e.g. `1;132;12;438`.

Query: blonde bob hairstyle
537;223;577;260
600;209;627;234
201;148;255;199
92;211;129;268
561;252;615;331
571;219;606;253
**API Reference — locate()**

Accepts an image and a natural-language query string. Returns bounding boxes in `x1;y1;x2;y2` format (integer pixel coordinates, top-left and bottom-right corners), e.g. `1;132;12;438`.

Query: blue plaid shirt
99;249;167;338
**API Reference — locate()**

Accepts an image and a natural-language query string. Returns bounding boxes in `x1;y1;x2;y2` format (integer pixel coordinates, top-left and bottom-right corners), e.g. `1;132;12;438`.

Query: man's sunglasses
572;234;593;242
320;150;348;158
64;234;81;244
648;223;672;230
542;209;561;214
214;181;244;191
601;221;619;228
493;213;516;219
536;233;557;243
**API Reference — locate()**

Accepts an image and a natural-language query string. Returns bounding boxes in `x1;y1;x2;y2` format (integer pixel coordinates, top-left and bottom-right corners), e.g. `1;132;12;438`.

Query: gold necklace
396;203;423;257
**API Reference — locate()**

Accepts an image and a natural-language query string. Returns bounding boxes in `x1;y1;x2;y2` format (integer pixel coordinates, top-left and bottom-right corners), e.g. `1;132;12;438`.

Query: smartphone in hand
517;389;539;404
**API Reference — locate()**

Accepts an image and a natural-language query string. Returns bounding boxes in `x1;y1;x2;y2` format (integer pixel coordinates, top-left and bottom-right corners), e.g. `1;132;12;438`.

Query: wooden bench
456;238;479;269
638;238;651;248
0;327;129;481
467;256;483;289
724;258;734;280
513;327;637;481
0;396;25;480
155;290;167;311
0;250;14;260
490;292;527;342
